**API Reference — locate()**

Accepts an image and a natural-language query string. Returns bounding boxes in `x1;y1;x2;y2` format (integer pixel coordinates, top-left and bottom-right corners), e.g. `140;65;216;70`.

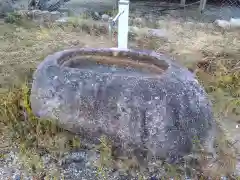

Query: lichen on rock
30;48;216;165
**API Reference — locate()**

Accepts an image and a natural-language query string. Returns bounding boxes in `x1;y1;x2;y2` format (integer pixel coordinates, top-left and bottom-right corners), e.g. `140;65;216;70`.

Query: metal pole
118;0;129;49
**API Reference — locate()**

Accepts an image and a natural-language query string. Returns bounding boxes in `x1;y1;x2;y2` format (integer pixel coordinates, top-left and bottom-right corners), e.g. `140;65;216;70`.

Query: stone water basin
30;48;215;165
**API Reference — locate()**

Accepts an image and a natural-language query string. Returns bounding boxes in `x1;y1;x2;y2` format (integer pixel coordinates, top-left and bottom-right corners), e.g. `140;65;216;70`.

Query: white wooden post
118;0;129;49
199;0;207;13
180;0;186;7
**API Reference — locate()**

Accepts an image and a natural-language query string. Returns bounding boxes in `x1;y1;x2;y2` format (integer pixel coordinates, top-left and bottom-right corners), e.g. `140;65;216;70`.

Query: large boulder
30;48;216;164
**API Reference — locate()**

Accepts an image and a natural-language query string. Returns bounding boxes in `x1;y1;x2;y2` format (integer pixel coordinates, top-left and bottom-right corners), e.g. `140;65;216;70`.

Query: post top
119;0;129;4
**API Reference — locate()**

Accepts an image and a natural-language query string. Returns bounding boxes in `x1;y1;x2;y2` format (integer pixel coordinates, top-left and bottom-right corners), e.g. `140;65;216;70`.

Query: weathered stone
214;18;240;30
135;17;143;24
55;16;69;23
214;19;230;29
129;27;169;42
49;11;61;21
30;48;215;164
17;10;61;22
101;14;110;22
92;11;101;20
147;28;169;38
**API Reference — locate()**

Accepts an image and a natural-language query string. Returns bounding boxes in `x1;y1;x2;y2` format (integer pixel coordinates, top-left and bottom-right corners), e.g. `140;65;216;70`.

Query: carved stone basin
30;48;215;164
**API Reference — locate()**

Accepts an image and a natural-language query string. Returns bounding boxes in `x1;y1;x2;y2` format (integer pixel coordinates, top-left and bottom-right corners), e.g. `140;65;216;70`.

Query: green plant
93;136;113;179
196;58;240;117
0;81;82;178
194;59;239;178
4;12;22;24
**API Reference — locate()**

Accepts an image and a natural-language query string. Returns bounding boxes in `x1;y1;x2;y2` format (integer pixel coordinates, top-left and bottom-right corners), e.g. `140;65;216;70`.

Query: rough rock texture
30;48;215;164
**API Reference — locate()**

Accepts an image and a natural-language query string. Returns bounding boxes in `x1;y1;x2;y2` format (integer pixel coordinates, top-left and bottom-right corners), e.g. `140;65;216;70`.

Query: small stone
93;12;100;18
55;17;70;23
101;14;110;22
50;11;61;21
135;17;142;23
214;19;230;29
150;177;158;180
14;174;21;180
147;28;169;38
130;26;140;32
230;18;240;28
235;161;240;176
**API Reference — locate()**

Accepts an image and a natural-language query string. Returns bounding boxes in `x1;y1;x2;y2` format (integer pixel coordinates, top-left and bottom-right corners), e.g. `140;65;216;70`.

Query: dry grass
0;15;239;179
153;19;240;64
0;19;115;92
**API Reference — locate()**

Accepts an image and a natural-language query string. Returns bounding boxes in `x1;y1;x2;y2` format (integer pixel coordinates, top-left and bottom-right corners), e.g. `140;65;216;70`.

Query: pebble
101;14;110;22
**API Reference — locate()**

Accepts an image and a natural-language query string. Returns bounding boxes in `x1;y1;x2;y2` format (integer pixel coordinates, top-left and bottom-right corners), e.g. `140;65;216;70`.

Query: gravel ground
0;149;122;180
0;149;166;180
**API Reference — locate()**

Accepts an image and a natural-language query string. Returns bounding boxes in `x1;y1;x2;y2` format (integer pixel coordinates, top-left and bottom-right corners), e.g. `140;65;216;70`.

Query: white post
118;0;129;49
199;0;207;13
180;0;186;7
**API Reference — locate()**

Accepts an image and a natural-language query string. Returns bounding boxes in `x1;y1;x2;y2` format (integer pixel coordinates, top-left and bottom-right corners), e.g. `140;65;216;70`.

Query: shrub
4;11;23;24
